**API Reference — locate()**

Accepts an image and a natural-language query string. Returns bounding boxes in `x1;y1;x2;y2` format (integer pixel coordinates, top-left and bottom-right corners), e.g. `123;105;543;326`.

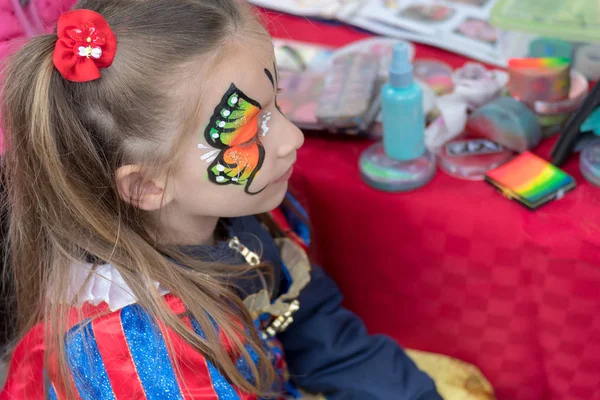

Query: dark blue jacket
186;215;442;400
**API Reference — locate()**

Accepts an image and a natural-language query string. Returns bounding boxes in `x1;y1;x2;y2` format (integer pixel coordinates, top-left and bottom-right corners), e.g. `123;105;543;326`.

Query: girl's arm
278;266;442;400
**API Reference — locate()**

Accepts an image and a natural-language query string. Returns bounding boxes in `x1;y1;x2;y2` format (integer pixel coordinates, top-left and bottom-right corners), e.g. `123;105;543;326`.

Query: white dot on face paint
232;177;238;182
216;164;225;172
218;121;226;128
212;133;219;138
216;176;225;182
231;97;238;104
222;110;231;117
266;117;271;121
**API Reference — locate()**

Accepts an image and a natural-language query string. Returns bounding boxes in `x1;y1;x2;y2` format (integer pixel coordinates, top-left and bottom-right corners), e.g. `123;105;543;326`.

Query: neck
149;207;219;246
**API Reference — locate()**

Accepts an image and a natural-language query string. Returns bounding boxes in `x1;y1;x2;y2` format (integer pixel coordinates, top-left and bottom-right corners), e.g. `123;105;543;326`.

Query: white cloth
425;63;509;152
67;263;168;312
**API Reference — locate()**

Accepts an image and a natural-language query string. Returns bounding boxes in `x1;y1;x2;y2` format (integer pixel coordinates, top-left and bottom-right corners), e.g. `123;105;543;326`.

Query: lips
273;165;294;184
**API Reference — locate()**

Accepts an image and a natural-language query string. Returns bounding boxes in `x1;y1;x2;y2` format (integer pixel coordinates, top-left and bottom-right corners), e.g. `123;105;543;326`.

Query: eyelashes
275;87;283;114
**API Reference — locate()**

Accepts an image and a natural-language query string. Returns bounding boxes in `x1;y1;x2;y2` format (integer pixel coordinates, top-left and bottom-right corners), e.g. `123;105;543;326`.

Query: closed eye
275;87;284;114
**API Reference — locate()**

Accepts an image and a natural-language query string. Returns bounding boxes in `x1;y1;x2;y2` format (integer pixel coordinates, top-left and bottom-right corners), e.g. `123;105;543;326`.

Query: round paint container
359;142;436;192
580;139;600;187
531;71;589;137
466;96;542;153
507;59;571;104
438;135;515;180
574;44;600;81
413;60;454;95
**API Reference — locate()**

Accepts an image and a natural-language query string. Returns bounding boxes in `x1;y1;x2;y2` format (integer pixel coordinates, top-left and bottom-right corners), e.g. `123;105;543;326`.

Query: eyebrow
264;68;274;89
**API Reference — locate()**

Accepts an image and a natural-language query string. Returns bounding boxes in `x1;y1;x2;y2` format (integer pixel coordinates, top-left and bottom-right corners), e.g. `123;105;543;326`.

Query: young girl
0;1;442;398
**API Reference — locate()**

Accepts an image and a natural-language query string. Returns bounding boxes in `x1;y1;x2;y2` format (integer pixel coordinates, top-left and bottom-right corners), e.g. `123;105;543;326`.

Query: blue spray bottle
381;43;425;161
359;42;436;192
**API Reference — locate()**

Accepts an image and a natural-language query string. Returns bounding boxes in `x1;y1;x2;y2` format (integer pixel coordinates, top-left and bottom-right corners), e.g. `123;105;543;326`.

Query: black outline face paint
271;62;283;114
200;83;267;195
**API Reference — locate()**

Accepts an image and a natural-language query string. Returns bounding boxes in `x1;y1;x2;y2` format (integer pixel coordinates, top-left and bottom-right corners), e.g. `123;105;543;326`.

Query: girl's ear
115;165;173;210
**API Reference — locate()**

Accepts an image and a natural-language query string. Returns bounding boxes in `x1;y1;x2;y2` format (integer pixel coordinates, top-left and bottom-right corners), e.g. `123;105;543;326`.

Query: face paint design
260;111;271;136
199;83;265;194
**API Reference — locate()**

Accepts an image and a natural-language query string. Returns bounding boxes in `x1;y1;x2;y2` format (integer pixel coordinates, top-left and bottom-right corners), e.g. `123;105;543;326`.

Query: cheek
177;146;211;187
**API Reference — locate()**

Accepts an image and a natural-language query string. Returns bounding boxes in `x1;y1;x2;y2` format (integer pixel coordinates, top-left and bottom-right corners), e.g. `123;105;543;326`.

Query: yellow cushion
407;349;496;400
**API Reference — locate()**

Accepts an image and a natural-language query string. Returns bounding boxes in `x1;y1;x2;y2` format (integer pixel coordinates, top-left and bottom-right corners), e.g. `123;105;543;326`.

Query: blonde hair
1;0;278;397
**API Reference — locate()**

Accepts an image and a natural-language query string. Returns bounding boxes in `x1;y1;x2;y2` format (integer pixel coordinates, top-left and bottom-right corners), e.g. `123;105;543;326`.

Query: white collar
68;263;168;312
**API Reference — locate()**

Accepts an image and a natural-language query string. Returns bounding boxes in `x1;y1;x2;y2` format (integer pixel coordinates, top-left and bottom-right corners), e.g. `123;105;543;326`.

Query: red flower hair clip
52;10;117;82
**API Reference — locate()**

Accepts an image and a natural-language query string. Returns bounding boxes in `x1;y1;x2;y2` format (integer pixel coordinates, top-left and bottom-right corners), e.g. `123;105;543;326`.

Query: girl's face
167;37;304;220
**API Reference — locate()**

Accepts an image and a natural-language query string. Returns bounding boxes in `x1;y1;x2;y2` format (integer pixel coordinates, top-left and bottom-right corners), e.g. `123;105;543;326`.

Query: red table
263;10;600;400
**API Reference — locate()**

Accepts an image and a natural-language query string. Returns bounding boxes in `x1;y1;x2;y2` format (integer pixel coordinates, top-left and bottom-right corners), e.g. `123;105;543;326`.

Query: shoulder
2;296;246;400
60;299;179;398
54;296;244;399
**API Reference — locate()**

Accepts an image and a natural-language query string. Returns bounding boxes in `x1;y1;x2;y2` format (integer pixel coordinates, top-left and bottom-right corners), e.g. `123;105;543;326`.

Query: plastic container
360;142;436;191
490;0;600;68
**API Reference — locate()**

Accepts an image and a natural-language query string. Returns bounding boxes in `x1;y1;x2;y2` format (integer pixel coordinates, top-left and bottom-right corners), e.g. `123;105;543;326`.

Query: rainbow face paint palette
485;152;575;210
507;57;571;104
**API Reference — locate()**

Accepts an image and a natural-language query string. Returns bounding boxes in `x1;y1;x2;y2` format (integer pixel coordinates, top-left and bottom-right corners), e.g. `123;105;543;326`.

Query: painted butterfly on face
200;83;266;194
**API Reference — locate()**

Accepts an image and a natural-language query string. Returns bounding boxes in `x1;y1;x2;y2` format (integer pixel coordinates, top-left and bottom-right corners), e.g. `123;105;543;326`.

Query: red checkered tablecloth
262;10;600;400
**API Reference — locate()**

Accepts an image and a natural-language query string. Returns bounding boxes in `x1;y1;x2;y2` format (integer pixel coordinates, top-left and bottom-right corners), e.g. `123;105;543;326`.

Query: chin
258;181;289;213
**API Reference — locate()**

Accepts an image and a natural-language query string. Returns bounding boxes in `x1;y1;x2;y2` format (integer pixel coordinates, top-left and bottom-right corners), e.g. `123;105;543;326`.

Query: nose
276;118;304;158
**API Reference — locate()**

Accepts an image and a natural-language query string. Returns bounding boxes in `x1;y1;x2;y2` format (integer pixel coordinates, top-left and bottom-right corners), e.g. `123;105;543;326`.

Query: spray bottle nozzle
389;42;413;88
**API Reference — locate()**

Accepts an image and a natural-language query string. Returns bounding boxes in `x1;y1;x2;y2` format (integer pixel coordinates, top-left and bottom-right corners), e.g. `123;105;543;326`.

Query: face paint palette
276;70;325;130
315;52;381;133
485;151;576;210
274;39;334;73
276;38;416;137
